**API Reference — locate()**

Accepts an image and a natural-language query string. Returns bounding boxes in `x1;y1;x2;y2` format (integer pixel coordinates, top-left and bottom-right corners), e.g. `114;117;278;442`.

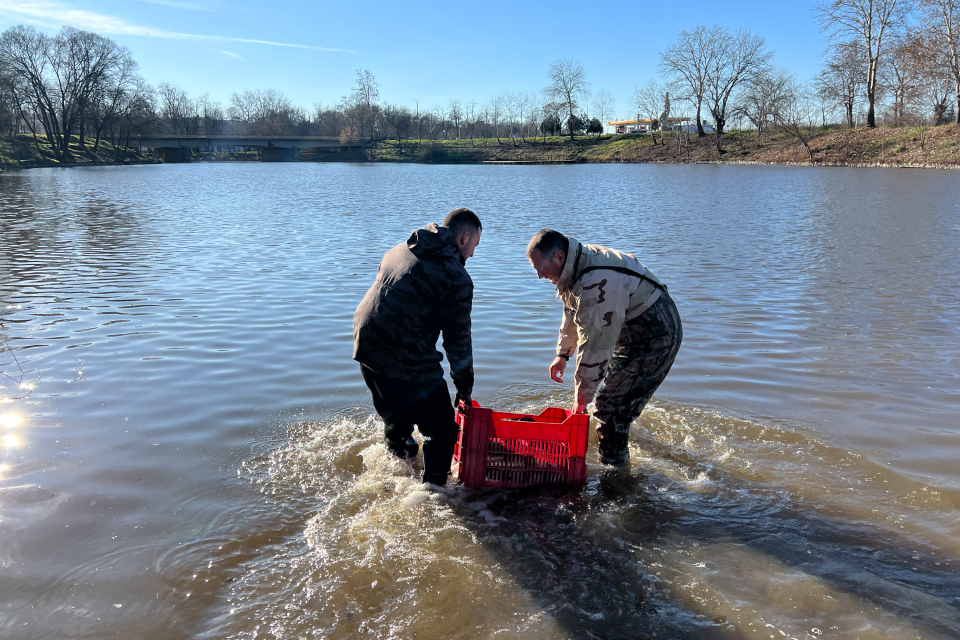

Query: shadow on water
443;477;698;640
443;451;960;640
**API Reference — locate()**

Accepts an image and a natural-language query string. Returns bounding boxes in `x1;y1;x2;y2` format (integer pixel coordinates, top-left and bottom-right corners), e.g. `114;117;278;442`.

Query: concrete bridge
138;135;365;163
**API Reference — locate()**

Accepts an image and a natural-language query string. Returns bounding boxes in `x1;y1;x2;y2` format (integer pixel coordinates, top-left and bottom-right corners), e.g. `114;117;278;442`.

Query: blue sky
0;0;826;119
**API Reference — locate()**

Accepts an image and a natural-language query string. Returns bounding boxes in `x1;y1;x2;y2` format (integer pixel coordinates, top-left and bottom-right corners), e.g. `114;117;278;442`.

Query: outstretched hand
549;356;567;383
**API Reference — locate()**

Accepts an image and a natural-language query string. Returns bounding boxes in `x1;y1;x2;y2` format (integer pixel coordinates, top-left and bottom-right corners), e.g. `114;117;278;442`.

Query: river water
0;162;958;640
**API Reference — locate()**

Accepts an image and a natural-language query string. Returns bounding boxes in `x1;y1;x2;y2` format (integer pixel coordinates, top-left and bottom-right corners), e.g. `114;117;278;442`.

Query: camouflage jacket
556;237;665;406
353;223;474;399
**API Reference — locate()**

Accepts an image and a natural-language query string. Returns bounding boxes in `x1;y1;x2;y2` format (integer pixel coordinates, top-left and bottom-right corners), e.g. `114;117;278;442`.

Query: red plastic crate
453;401;590;489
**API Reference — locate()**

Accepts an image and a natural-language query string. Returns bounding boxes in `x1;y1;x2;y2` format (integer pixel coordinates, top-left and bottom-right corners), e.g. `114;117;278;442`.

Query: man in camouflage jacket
527;228;682;465
354;208;481;485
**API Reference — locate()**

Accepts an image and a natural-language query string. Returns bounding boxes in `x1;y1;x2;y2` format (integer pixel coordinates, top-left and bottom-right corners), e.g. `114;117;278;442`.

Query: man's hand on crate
573;400;588;415
455;392;471;416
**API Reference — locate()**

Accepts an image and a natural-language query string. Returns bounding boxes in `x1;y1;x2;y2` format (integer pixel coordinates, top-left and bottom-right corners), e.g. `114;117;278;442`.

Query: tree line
653;0;958;155
0;0;957;161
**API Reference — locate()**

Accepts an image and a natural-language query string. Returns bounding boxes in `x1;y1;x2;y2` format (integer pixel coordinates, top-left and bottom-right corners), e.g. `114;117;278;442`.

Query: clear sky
0;0;827;119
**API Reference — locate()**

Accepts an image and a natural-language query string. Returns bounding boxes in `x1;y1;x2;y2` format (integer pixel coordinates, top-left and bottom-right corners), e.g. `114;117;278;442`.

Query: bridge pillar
260;146;300;162
155;146;191;163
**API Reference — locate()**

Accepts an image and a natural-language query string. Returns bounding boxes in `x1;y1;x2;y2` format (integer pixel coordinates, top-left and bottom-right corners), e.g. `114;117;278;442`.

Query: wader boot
386;436;419;460
592;293;683;465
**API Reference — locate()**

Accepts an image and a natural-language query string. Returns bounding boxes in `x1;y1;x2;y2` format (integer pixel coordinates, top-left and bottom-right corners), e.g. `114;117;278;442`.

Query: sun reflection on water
0;414;22;428
2;434;20;448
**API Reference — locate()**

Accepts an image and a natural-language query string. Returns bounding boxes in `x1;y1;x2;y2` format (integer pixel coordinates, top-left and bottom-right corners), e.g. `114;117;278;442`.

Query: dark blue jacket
353;223;474;399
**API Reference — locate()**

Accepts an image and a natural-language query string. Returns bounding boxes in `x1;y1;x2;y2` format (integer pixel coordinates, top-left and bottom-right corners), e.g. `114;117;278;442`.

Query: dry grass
363;125;960;170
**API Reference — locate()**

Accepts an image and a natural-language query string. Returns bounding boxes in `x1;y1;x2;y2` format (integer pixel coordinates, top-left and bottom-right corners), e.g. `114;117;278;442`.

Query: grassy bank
5;125;957;170
356;125;960;169
0;134;153;168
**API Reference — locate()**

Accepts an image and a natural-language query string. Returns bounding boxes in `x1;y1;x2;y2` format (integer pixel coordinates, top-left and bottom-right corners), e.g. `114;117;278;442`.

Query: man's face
528;249;565;284
457;229;481;262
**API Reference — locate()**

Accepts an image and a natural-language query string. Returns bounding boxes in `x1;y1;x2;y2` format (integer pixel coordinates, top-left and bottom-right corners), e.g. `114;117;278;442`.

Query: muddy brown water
1;163;958;639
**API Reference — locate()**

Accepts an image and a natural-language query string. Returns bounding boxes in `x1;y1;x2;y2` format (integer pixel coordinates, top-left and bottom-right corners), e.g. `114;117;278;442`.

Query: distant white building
607;117;691;134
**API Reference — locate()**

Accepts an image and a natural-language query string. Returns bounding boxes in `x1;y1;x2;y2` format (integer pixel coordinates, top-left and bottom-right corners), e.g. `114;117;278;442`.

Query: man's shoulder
440;259;473;296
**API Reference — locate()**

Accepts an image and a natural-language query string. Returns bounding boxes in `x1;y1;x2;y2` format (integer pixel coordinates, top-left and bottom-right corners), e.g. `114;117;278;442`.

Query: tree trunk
714;117;725;154
956;78;960;125
93;120;103;152
121;127;131;163
696;100;705;137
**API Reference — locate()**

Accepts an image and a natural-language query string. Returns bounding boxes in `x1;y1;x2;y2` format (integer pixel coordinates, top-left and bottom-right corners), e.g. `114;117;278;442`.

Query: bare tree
0;70;20;137
489;94;505;143
527;99;544;141
920;0;960;124
229;89;256;132
195;94;225;135
112;77;154;162
465;100;477;144
382;103;412;150
448;98;463;140
545;58;590;140
502;91;519;144
158;83;194;134
346;68;379;141
812;75;834;125
660;25;717;136
592;89;615;134
817;0;908;128
818;39;868;127
243;89;298;135
736;67;792;146
513;90;532;142
882;34;926;125
633;81;668;143
0;25;126;161
88;47;139;151
774;79;818;160
703;26;773;153
432;105;446;139
920;51;956;124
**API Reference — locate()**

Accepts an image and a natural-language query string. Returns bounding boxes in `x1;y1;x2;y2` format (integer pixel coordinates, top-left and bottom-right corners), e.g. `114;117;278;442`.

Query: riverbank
4;125;957;170
352;124;960;169
0;134;154;169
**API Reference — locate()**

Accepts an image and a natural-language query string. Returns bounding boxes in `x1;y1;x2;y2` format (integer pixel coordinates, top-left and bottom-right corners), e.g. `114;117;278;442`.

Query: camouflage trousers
593;292;682;462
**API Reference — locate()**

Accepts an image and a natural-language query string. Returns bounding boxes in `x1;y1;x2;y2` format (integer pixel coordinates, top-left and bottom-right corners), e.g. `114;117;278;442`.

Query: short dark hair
527;228;568;258
442;207;482;237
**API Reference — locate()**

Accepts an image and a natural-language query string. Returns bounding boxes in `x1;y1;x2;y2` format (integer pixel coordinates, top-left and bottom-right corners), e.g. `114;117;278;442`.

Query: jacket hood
407;223;462;263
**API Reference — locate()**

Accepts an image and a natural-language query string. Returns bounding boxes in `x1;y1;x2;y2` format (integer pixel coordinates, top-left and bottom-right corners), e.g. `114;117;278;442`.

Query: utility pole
413;99;420;142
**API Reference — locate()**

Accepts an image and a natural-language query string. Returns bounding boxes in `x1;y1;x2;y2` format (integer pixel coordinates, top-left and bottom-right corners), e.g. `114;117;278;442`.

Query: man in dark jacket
353;208;481;486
